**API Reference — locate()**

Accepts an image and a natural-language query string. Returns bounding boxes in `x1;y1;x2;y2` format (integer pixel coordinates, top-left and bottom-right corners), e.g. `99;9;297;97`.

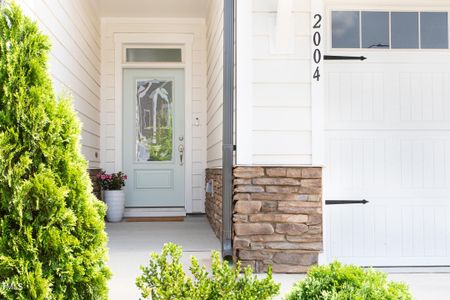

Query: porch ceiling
98;0;208;18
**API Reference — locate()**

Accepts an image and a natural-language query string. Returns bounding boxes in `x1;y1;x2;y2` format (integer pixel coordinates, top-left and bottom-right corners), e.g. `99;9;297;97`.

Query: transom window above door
332;11;449;49
125;47;183;63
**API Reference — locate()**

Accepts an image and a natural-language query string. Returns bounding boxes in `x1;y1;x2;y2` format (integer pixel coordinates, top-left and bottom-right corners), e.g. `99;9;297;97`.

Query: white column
311;0;325;166
274;0;294;53
236;0;253;165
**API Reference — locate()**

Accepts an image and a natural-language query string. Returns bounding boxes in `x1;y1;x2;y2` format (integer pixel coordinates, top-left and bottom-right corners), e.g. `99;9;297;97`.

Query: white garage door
325;9;450;266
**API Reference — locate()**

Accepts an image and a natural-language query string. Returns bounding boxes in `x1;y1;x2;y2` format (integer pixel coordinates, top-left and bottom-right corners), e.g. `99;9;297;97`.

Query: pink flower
123;175;128;180
101;175;107;180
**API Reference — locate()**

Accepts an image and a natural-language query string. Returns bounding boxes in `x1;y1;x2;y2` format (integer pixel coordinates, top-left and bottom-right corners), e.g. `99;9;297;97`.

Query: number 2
313;14;322;29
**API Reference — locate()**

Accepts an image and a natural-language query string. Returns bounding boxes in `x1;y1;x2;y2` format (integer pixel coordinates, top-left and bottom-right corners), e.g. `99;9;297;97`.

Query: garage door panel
327;202;450;265
327;69;450;129
326;71;385;123
326;133;450;196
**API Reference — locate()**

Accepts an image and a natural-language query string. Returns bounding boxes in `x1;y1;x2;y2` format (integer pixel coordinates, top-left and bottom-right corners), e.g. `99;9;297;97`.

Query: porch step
125;216;184;222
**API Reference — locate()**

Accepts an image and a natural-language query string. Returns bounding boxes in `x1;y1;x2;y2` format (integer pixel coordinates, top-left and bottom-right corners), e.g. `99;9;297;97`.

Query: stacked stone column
205;168;223;240
88;168;102;200
233;166;323;273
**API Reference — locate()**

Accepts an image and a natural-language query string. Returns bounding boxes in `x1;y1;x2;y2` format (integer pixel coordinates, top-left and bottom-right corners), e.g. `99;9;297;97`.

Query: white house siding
206;0;224;168
100;19;208;213
16;0;101;168
251;0;313;165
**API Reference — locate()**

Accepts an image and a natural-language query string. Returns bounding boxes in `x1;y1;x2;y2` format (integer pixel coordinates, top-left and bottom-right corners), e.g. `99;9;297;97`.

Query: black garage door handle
324;55;367;61
325;199;369;205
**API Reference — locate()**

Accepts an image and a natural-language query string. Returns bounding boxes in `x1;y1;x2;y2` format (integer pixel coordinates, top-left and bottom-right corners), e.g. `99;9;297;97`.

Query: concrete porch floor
107;216;450;299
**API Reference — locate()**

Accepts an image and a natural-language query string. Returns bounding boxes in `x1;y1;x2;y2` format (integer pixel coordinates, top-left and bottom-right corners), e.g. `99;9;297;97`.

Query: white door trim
114;33;194;214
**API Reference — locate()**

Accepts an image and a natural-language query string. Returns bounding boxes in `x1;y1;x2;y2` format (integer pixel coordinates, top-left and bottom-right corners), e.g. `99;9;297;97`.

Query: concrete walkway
106;216;450;299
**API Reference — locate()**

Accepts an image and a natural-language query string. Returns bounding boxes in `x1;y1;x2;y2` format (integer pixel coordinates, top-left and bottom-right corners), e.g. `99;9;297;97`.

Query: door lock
178;144;185;166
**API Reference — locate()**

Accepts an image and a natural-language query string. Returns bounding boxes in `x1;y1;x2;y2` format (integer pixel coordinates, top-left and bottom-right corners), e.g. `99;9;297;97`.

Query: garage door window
421;12;449;49
332;11;360;48
332;11;449;49
362;12;389;48
391;12;419;49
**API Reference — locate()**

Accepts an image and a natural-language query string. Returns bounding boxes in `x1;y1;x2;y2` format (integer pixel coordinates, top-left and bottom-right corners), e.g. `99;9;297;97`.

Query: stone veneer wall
233;166;323;273
205;168;223;240
87;168;102;200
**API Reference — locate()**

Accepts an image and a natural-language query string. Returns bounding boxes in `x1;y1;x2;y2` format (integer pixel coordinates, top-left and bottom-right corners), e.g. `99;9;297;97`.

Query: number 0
313;32;321;47
313;49;322;64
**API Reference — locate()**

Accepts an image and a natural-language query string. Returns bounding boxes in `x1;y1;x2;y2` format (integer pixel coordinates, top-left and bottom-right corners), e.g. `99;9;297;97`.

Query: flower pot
104;190;125;222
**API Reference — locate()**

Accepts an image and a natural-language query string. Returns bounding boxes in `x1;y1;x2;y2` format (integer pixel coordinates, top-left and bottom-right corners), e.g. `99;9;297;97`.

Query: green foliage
285;261;412;300
148;125;172;161
136;243;280;300
0;2;110;299
148;112;172;161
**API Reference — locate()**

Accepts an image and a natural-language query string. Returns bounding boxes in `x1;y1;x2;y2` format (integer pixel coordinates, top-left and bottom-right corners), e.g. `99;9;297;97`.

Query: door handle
324;55;367;61
325;199;369;205
178;144;184;166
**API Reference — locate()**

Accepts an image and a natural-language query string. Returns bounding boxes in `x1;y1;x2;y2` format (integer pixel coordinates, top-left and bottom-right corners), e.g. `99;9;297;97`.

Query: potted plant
96;171;128;222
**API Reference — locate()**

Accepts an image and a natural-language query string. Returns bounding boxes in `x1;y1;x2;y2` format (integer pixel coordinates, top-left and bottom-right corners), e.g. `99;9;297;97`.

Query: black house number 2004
313;14;322;82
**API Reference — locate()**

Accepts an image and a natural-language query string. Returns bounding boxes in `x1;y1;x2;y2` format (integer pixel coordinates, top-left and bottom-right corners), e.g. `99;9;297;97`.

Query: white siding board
253;60;310;83
253;107;312;131
60;0;101;49
47;1;101;68
206;0;224;168
253;0;310;12
26;1;101;85
17;0;101;168
253;36;311;60
253;83;311;107
248;0;313;165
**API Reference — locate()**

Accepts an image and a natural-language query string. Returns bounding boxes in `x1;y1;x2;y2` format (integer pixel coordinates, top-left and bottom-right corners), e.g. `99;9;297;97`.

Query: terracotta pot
104;190;125;222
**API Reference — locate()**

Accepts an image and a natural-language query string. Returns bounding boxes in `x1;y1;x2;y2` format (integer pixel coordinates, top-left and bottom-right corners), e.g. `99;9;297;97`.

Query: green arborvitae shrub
285;261;412;300
136;243;280;300
0;2;110;299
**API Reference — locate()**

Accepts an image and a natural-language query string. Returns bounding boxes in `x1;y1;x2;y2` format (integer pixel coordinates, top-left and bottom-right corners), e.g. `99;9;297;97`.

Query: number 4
313;67;320;81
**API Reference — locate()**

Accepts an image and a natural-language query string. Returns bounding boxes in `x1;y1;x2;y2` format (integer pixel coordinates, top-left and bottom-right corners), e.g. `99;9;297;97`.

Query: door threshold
124;207;186;218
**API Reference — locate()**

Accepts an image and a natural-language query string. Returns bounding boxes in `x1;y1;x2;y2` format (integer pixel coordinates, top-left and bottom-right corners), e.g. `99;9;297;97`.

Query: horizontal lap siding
100;19;207;213
17;0;101;168
252;0;312;165
206;0;224;168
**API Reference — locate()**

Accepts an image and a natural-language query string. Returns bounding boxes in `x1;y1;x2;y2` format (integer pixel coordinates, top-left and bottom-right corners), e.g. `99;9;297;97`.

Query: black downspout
222;0;235;260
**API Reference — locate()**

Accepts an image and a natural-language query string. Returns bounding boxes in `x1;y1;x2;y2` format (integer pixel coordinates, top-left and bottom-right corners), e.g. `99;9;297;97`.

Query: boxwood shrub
136;243;280;300
285;261;412;300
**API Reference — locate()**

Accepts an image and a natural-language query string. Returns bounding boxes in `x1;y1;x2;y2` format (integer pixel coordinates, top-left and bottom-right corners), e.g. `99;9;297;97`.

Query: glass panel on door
136;80;173;162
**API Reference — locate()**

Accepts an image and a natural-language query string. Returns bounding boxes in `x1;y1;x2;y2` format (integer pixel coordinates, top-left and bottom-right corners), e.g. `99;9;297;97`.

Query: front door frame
114;32;194;213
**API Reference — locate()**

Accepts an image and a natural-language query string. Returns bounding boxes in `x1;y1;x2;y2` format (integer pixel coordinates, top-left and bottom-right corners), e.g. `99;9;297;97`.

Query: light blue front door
123;69;185;207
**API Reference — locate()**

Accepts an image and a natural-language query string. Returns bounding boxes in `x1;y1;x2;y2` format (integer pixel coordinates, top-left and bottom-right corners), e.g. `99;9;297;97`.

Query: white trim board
114;32;194;214
236;0;253;165
102;17;205;25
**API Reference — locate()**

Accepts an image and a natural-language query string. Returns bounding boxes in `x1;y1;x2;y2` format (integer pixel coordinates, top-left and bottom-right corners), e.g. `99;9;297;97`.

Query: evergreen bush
285;261;412;300
0;2;110;299
136;243;280;300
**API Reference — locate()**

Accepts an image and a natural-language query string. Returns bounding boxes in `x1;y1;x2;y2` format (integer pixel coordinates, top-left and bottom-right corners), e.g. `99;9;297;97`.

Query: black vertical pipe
222;0;234;260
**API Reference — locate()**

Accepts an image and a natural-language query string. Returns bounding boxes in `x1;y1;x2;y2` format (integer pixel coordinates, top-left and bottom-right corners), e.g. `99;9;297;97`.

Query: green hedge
285;261;412;300
0;2;110;298
136;243;280;300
